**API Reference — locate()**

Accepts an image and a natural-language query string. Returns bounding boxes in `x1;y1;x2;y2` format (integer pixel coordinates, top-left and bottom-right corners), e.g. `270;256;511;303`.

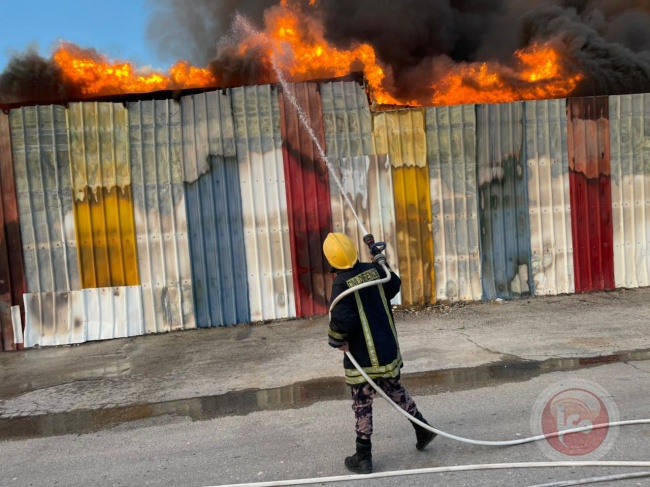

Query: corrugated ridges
567;97;615;292
427;105;482;302
278;82;333;317
477;102;533;300
67;102;140;289
0;112;26;351
232;85;295;322
373;109;435;305
182;91;250;327
524;99;574;296
609;94;650;289
129;99;196;333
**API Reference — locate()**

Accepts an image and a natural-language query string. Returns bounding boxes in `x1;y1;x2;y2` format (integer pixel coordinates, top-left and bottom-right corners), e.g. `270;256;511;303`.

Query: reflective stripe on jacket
328;262;402;385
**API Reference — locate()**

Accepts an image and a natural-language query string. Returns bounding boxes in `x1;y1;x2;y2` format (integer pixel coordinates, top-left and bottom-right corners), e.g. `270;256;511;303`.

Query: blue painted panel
476;102;533;300
182;92;250;327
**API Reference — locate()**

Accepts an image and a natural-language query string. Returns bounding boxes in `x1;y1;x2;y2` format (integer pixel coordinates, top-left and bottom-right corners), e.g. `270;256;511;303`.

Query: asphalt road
1;359;648;487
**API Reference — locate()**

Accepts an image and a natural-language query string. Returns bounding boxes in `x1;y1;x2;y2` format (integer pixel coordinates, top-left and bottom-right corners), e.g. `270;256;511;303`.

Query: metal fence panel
181;91;250;327
427;105;482;302
321;81;399;297
232;85;295;322
67;102;140;289
477;102;533;300
10;106;80;293
609;94;650;288
23;286;145;348
567;97;615;292
524;100;575;296
129;100;196;333
373;109;435;305
278;82;333;317
0;112;27;351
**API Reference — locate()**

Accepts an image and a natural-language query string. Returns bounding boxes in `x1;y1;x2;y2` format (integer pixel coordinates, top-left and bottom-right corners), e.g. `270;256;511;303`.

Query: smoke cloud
2;0;650;104
144;0;650;101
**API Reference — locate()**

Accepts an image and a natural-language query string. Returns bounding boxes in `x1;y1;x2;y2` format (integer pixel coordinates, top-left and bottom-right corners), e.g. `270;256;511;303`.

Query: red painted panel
567;97;615;293
278;83;333;317
0;112;27;351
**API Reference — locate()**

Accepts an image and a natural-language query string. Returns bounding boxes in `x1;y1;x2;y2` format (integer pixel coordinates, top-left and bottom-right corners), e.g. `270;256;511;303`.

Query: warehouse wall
1;80;648;350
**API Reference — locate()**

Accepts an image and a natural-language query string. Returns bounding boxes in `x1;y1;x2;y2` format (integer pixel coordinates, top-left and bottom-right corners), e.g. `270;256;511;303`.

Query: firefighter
323;232;436;475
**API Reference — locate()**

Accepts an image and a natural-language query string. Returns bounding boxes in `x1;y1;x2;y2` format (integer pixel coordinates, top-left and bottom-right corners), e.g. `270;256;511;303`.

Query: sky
0;0;162;71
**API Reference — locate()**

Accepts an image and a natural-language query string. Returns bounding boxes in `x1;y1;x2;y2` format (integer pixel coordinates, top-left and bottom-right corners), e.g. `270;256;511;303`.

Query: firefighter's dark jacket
328;262;402;386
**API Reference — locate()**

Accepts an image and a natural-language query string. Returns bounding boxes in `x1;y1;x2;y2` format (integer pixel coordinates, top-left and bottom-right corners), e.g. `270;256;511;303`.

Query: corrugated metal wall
0;112;26;351
129;100;195;333
278;82;333;317
609;94;650;289
374;109;435;305
524;100;575;296
23;286;144;348
567;97;615;292
232;85;295;322
320;81;399;280
4;81;650;350
181;91;250;327
426;105;482;302
67;102;140;289
477;102;533;300
10;106;80;293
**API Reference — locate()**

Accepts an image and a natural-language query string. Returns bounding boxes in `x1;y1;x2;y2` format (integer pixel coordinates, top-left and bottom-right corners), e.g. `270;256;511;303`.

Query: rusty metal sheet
524;99;575;296
128;99;196;333
232;85;295;322
10;106;81;294
0;111;27;351
278;82;333;317
67;102;140;289
477;102;533;300
320;81;399;303
567;97;615;292
427;105;482;302
609;94;650;288
373;109;435;306
181;91;250;327
23;286;145;347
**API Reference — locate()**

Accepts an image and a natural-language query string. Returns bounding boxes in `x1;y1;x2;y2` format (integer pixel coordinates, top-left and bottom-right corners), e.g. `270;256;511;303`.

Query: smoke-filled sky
2;0;650;104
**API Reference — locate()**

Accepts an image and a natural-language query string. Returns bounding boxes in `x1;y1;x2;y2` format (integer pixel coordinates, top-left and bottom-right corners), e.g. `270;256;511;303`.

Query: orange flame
53;44;215;96
430;44;583;106
51;4;582;108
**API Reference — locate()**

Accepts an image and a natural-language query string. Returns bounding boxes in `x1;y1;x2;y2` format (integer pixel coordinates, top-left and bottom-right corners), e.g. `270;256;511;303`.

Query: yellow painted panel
74;186;140;288
373;109;434;305
67;102;131;201
373;110;427;168
392;166;435;306
67;102;138;289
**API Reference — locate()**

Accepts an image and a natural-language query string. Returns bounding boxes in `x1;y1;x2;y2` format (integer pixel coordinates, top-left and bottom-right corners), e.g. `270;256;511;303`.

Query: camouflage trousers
351;378;418;440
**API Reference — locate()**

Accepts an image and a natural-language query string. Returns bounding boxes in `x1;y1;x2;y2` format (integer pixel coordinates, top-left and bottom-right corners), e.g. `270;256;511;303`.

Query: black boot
344;438;372;474
412;412;437;451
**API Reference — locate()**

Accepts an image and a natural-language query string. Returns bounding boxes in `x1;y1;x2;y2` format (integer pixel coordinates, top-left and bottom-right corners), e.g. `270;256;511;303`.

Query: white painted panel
24;286;145;348
129;100;196;333
524;99;575;295
427;105;483;301
232;85;295;322
610;94;650;288
10;106;80;293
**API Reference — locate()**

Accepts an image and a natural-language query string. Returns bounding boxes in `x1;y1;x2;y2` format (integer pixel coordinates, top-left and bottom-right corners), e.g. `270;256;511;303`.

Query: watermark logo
531;379;619;460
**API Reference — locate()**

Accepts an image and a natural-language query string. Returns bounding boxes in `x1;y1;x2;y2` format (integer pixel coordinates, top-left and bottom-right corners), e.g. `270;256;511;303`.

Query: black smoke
0;49;81;104
145;0;650;102
3;0;650;104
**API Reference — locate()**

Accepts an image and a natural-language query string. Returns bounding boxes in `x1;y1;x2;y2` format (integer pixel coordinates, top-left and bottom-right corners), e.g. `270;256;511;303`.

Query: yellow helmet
323;233;358;270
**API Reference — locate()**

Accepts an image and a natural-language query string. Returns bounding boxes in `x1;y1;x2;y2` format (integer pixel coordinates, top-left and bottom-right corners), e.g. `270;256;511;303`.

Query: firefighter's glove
372;253;387;268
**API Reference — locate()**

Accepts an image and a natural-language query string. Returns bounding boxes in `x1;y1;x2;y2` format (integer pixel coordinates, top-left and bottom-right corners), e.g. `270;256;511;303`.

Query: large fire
51;3;583;107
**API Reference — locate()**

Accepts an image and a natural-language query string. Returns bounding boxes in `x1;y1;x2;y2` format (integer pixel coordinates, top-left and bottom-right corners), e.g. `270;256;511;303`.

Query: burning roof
1;0;650;107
